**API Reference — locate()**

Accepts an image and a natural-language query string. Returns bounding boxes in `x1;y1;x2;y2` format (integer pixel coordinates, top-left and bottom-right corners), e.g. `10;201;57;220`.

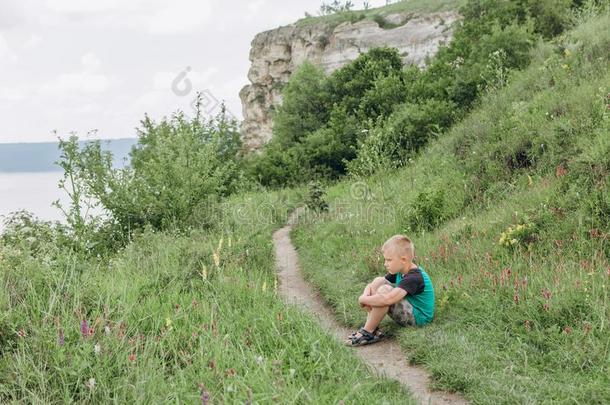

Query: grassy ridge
296;0;465;28
292;12;610;403
0;189;414;403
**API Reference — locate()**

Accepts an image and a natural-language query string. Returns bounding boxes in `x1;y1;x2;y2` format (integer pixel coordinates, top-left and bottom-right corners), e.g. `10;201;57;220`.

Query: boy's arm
359;287;406;307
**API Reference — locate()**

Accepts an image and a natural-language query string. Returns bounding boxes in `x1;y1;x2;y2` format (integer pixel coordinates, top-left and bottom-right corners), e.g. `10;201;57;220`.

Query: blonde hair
382;235;414;258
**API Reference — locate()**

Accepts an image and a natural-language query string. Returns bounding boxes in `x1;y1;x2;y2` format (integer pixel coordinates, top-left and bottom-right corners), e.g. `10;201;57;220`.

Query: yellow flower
165;317;173;330
564;48;572;58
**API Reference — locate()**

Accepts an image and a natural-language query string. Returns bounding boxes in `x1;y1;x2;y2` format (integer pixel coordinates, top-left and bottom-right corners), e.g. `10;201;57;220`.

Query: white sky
0;0;389;143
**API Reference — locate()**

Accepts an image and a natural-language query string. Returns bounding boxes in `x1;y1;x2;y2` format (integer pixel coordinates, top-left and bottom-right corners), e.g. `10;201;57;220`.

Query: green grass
0;189;414;403
296;0;465;28
292;12;610;404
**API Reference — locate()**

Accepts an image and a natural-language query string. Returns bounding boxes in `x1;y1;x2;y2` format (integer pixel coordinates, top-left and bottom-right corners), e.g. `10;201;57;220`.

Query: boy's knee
377;284;393;294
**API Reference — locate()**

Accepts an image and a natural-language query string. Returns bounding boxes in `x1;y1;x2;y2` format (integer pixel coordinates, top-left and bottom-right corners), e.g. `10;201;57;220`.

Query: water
0;171;70;232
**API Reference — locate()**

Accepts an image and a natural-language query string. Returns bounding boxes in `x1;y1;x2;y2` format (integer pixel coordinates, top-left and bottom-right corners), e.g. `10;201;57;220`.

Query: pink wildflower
80;319;89;338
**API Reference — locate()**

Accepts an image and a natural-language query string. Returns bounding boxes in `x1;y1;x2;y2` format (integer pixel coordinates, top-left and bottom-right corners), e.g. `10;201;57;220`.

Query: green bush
405;187;449;232
348;99;454;176
271;62;330;147
53;104;246;253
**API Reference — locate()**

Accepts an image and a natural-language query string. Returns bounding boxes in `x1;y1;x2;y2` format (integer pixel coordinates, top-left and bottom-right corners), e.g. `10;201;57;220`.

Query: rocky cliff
239;10;460;150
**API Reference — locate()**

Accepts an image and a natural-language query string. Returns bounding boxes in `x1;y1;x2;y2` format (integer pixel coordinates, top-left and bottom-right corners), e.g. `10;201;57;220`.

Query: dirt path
272;208;468;405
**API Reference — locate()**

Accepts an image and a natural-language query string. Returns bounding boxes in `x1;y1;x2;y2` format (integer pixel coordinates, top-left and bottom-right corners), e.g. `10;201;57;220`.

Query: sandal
345;327;382;346
347;326;384;339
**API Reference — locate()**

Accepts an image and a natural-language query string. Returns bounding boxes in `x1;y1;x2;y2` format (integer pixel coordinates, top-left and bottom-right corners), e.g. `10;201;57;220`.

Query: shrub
405;188;448;232
272;62;331;147
54;103;245;249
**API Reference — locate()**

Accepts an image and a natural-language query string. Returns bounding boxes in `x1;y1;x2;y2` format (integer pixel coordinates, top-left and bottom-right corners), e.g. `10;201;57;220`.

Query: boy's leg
363;284;392;332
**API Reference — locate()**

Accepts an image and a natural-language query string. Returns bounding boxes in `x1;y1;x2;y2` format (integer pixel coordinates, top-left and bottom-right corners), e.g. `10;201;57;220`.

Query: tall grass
0;189;414;403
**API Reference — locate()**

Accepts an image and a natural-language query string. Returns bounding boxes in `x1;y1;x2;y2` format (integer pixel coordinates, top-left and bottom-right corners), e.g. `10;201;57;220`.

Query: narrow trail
272;208;468;405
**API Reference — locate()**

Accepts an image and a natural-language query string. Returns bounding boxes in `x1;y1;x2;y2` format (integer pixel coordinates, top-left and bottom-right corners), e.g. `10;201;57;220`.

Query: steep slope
291;12;610;403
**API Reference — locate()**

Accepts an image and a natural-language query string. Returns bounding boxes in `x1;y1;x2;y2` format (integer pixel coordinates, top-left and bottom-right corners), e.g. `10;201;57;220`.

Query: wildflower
128;353;137;362
104;325;111;335
208;359;216;370
81;320;90;338
556;165;567;177
57;328;65;346
563;326;573;334
543;303;550;312
94;343;101;355
255;355;264;365
201;265;208;280
583;322;592;334
524;320;531;331
17;329;26;338
85;378;96;390
541;289;552;300
213;252;220;267
198;383;210;405
513;292;520;304
191;299;198;308
225;368;237;377
165;317;173;331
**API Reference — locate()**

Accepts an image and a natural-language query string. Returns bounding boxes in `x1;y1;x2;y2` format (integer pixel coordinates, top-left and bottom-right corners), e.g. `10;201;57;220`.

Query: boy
346;235;435;346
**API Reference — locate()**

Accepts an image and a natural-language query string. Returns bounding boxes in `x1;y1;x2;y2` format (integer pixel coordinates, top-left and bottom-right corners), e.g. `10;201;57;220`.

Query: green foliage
349;99;455;176
305;181;329;212
253;0;602;186
48;103;246;256
271;62;330;147
406;188;448;232
326;47;404;114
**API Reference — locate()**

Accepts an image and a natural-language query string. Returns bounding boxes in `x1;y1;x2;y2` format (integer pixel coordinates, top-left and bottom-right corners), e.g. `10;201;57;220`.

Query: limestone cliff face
239;11;459;150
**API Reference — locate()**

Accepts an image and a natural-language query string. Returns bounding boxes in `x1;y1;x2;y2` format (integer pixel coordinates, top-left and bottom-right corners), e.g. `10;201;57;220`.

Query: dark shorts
381;279;416;326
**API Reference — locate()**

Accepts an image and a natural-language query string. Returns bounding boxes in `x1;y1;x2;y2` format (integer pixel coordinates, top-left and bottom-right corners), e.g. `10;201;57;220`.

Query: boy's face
382;246;411;274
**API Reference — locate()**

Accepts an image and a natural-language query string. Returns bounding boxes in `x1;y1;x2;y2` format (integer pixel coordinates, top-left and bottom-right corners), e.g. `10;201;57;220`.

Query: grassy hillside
292;12;610;403
0;189;414;403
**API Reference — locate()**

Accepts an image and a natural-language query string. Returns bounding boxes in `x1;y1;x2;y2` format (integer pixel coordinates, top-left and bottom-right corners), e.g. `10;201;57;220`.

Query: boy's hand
358;295;372;312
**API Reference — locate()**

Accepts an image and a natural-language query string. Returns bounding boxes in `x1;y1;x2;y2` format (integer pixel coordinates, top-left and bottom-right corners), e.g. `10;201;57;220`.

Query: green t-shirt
390;266;435;326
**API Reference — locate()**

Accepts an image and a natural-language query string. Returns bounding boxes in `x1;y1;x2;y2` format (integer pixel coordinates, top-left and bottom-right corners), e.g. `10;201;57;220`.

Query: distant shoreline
0;138;137;172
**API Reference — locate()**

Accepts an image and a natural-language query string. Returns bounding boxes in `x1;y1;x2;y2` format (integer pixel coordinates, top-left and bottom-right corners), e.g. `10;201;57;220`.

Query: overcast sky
0;0;389;143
